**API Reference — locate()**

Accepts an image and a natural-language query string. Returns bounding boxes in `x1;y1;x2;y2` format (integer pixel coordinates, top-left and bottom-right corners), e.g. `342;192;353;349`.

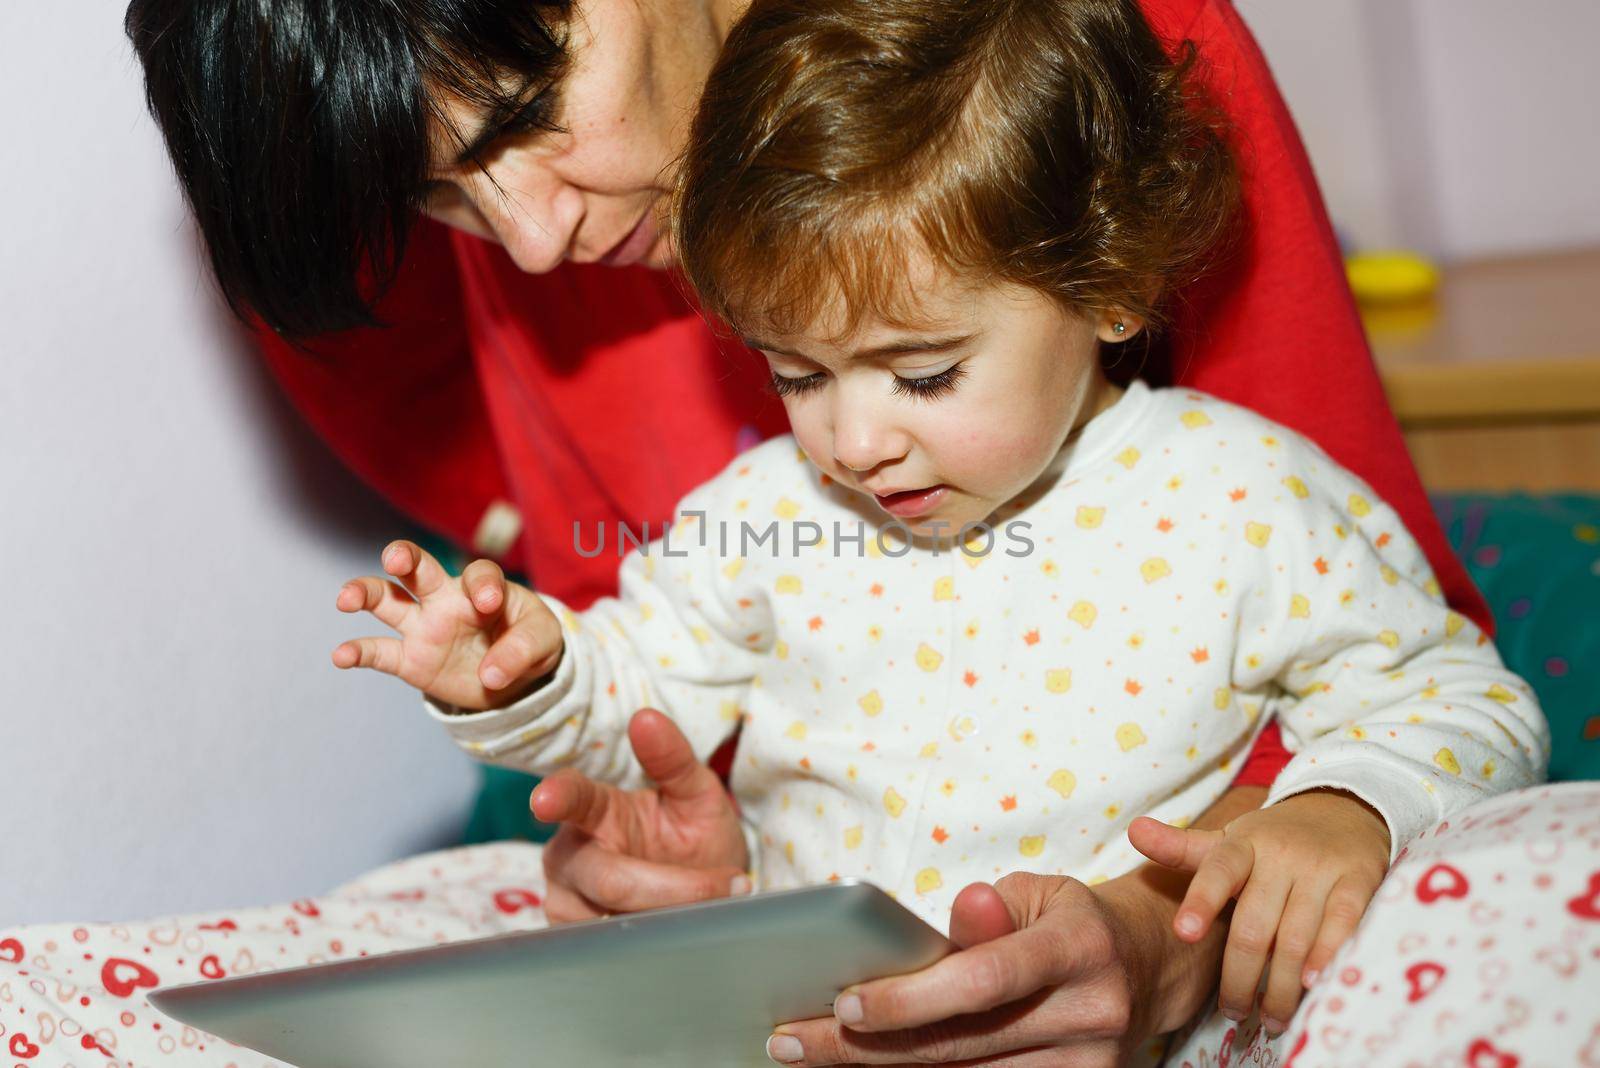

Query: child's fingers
330;636;404;676
1260;881;1326;1033
1302;873;1377;987
335;576;415;630
1217;865;1291;1022
479;617;562;692
380;539;451;602
1174;837;1254;941
1128;816;1222;873
461;559;508;615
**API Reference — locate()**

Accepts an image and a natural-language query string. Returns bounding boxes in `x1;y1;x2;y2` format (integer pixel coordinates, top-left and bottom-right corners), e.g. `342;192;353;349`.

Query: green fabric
1433;495;1600;783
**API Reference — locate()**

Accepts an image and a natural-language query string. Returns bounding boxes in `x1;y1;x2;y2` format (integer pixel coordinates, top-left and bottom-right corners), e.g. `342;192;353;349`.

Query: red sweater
256;0;1488;786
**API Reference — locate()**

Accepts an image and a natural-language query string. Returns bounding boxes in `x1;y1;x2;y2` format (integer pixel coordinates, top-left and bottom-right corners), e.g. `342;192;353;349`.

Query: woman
37;0;1529;1062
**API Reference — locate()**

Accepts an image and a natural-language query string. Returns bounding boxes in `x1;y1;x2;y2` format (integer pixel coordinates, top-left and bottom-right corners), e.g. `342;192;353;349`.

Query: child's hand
331;539;563;710
1128;790;1391;1034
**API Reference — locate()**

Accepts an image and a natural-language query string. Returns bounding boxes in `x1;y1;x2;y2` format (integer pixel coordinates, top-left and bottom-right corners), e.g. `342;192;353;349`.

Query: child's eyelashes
768;364;968;401
891;363;967;401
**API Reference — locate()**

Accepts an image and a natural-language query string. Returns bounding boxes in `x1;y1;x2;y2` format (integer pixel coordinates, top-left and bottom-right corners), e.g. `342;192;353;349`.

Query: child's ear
1095;308;1146;343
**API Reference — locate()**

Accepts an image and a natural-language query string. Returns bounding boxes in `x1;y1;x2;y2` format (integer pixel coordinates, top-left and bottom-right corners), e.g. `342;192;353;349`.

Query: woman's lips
597;210;659;267
874;485;949;519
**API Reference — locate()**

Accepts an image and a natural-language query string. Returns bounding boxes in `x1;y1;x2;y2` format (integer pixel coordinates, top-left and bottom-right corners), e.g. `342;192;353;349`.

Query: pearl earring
1111;321;1127;336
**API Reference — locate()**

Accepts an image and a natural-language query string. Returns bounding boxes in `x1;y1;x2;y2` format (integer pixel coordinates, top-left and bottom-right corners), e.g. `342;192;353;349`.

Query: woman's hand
534;709;752;923
1128;789;1390;1034
331;539;562;710
765;872;1190;1066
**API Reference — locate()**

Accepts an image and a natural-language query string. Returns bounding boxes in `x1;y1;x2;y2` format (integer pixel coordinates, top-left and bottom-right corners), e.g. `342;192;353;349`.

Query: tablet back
149;881;951;1067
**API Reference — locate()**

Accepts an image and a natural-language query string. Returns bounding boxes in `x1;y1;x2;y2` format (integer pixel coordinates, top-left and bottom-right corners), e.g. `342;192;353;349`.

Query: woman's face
423;0;743;273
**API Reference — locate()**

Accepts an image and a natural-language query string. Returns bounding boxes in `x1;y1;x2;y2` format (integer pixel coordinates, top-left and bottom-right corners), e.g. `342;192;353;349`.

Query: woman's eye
770;371;827;397
891;363;967;400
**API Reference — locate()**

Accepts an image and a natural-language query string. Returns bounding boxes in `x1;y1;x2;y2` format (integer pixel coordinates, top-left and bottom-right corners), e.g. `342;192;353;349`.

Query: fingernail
834;993;863;1025
475;589;496;609
1176;912;1201;937
766;1034;802;1063
1263;1017;1286;1036
481;665;508;690
1302;969;1320;988
1221;1005;1247;1022
730;874;753;896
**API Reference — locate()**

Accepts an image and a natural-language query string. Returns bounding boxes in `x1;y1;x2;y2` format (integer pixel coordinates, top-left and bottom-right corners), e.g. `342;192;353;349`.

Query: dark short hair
125;0;570;338
675;0;1239;342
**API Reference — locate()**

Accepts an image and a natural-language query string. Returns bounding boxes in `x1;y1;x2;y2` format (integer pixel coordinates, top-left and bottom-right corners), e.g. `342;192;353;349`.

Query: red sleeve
1138;0;1492;789
252;219;521;570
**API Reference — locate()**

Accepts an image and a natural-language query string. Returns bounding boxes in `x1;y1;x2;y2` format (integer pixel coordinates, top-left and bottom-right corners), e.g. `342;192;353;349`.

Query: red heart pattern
10;1031;40;1058
1404;960;1446;1002
1416;862;1470;903
1566;871;1600;921
1466;1037;1520;1068
100;958;159;998
493;888;543;914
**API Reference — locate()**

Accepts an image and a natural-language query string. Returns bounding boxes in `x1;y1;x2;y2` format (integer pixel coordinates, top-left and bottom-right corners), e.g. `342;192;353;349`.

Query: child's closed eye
768;364;968;400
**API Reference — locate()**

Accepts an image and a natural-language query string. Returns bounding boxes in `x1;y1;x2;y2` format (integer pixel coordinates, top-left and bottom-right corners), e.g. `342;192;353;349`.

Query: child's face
745;258;1131;535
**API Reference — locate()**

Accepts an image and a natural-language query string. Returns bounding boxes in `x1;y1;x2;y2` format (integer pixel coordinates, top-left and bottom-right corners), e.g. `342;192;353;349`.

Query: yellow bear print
1068;601;1097;628
1115;447;1141;469
1282;475;1310;499
883;787;907;818
1378;629;1401;650
774;497;801;520
843;826;864;850
1434;748;1462;775
1046;769;1077;799
915;868;943;894
858;690;884;717
1019;835;1046;858
1485;684;1518;704
1180;410;1212;429
1076;506;1106;529
1289;594;1311;619
774;574;803;595
1116;722;1148;751
784;721;808;741
1140;557;1171;583
1045;668;1073;694
1244;522;1272;548
916;644;944;672
933;576;955;601
1348;493;1372;518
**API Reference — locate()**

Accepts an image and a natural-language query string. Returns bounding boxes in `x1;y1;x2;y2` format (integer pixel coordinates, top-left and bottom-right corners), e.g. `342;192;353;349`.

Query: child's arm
335;485;773;788
1133;462;1549;1031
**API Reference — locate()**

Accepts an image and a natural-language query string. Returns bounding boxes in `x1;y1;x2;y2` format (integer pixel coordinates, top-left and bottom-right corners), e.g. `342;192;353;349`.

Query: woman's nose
460;164;585;275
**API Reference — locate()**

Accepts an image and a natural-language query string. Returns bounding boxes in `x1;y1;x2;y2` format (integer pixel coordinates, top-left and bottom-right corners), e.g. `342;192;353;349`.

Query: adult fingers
1260;880;1326;1032
380;539;452;602
769;976;1125;1065
330;636;403;676
1173;837;1254;942
529;769;617;834
544;830;748;914
540;879;607;926
830;919;1108;1035
947;882;1017;949
1217;864;1292;1022
628;708;727;807
335;575;415;630
461;558;508;615
1126;817;1221;874
1302;873;1377;987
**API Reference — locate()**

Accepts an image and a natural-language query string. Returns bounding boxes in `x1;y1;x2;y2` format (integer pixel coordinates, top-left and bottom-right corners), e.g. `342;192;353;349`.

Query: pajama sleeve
1231;458;1550;860
426;473;774;790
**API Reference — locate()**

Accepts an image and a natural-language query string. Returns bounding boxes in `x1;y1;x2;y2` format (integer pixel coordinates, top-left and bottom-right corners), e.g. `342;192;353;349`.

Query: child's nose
831;394;910;474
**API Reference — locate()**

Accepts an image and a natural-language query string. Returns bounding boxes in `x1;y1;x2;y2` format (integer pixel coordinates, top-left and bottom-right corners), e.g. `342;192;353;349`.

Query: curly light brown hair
674;0;1240;343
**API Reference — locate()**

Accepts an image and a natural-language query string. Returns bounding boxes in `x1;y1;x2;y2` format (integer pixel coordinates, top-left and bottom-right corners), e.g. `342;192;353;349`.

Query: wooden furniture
1366;246;1600;493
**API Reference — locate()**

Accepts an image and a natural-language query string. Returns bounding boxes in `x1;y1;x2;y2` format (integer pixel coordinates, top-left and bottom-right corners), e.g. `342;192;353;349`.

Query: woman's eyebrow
744;334;976;359
452;85;560;167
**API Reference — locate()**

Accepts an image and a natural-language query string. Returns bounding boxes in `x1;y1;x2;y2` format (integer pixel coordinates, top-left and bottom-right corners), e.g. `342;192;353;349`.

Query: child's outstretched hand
1128;790;1390;1034
332;539;563;710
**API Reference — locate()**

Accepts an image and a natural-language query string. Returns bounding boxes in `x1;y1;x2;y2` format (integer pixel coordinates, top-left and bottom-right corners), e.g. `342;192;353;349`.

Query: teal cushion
1433;495;1600;783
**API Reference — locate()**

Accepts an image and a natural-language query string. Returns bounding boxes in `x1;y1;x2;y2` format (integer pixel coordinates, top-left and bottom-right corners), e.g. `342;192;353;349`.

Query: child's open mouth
874;485;949;519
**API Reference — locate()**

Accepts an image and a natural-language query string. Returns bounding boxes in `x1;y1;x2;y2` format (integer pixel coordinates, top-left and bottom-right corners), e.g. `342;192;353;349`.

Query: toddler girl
335;0;1547;1045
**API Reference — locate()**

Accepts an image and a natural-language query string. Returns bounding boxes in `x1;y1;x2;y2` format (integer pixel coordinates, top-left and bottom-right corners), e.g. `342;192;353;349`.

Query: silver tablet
149;880;952;1067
